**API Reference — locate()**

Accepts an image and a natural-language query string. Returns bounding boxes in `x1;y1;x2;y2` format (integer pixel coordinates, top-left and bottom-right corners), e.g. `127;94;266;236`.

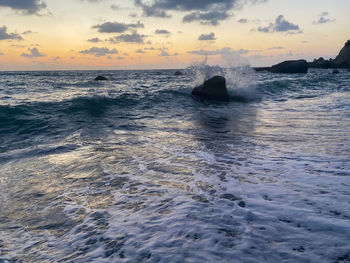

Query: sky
0;0;349;70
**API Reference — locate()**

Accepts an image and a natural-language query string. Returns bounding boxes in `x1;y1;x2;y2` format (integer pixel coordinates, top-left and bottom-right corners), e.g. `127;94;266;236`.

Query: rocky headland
255;40;350;73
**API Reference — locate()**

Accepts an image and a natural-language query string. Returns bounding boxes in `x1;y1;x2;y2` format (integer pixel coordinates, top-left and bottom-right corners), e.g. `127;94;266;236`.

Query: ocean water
0;67;349;263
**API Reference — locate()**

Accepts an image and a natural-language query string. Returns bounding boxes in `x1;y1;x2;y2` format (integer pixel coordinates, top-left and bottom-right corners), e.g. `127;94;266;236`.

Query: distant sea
0;67;349;262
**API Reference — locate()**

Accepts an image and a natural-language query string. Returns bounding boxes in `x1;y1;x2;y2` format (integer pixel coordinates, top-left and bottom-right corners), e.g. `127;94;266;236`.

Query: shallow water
0;68;349;262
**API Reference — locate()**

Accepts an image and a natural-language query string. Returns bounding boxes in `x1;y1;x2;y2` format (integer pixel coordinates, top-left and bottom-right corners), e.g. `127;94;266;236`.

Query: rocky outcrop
308;57;337;69
332;69;340;74
192;76;229;102
335;40;350;68
95;75;108;81
270;60;308;74
308;40;350;69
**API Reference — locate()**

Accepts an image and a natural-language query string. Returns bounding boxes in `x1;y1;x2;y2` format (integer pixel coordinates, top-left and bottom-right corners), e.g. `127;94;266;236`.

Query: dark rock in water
270;60;308;74
220;194;242;202
308;57;337;69
238;201;246;208
192;76;229;102
174;71;183;76
335;40;350;68
332;69;340;74
95;75;108;81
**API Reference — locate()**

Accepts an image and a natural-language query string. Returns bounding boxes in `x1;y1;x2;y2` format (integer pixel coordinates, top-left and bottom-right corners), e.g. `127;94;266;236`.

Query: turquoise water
0;68;349;262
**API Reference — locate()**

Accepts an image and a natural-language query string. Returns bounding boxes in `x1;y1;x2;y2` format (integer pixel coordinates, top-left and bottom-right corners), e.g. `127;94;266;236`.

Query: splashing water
186;61;261;101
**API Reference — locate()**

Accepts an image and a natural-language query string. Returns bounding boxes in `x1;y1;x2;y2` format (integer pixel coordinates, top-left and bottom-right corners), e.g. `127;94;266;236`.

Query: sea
0;65;349;263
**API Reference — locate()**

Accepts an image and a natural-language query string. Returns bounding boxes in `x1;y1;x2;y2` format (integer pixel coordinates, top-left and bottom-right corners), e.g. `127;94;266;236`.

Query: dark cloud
257;15;302;33
21;48;45;58
136;48;146;53
93;21;144;33
313;12;335;25
155;29;170;35
87;37;102;42
135;0;267;24
0;26;23;40
183;10;231;26
144;47;155;50
0;0;47;14
79;47;118;57
198;32;216;41
108;32;146;43
188;47;249;56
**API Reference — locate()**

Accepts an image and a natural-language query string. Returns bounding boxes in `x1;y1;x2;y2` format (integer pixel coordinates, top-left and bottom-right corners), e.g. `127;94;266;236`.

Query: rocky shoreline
254;40;350;73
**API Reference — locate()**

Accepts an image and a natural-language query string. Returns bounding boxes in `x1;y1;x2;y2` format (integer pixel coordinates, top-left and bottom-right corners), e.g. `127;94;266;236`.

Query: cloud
257;15;302;34
87;37;102;42
110;4;120;10
21;48;45;58
198;32;216;41
22;30;36;35
93;21;144;33
0;0;47;15
135;0;267;24
237;18;248;23
81;0;104;2
0;51;4;55
79;47;118;57
155;29;170;35
0;26;23;40
183;10;231;26
188;47;249;56
313;12;335;25
267;46;284;50
108;32;146;43
136;48;146;53
159;50;170;56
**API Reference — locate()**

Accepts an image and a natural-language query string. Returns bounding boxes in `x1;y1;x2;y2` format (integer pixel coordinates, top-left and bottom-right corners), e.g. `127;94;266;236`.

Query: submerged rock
95;75;108;81
270;60;308;74
191;76;229;102
174;71;183;76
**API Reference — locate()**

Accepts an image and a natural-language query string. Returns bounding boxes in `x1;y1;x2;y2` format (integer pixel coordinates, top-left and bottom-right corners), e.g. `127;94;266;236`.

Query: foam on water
0;69;350;262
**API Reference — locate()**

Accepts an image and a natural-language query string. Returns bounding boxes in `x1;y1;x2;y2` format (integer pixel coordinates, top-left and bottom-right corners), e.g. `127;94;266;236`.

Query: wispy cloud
313;12;335;25
87;37;102;43
188;47;249;56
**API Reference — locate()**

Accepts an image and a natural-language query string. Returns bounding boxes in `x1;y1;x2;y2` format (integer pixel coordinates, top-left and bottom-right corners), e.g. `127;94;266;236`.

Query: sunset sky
0;0;349;70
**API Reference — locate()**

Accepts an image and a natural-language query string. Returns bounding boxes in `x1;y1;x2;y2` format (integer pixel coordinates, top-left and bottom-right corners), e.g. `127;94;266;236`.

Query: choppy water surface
0;68;349;262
